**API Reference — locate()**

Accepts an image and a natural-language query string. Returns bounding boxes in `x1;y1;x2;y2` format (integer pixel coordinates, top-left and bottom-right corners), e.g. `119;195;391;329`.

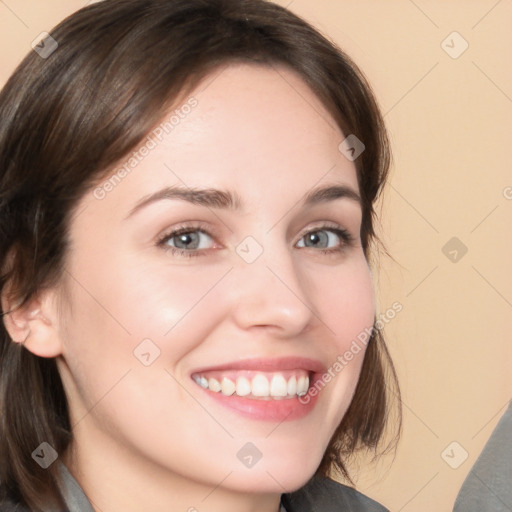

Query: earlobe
1;290;63;358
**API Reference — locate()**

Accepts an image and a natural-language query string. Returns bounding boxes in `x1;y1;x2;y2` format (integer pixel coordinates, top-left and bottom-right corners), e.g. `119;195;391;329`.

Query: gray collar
57;463;95;512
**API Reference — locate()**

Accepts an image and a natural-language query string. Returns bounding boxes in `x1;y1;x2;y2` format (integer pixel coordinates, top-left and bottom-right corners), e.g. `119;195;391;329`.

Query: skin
3;63;375;512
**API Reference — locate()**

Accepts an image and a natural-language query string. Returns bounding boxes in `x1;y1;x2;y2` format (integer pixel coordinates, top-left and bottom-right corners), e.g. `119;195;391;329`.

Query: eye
157;225;216;257
296;226;353;252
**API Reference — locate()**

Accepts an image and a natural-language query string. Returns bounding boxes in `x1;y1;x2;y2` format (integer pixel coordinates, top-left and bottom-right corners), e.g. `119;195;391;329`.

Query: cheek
59;242;234;402
304;256;375;419
114;259;234;360
310;256;375;347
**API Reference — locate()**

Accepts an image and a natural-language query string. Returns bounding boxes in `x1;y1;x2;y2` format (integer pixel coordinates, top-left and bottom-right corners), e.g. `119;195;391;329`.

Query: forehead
183;62;344;155
141;63;357;192
80;63;359;224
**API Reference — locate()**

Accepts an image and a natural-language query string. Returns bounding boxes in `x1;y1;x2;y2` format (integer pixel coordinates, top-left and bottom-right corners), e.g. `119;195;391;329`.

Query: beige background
1;0;511;510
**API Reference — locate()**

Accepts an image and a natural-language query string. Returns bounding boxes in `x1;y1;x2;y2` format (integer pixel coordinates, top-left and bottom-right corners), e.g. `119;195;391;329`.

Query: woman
0;1;400;510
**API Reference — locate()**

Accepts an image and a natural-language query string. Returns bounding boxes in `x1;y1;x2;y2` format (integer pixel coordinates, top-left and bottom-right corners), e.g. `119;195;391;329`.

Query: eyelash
156;222;355;258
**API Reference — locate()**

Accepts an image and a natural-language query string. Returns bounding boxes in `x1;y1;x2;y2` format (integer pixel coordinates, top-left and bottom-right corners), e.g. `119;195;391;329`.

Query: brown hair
0;0;400;509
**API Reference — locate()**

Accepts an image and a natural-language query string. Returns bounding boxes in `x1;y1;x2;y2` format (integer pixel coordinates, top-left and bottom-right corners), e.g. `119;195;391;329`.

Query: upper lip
191;356;327;375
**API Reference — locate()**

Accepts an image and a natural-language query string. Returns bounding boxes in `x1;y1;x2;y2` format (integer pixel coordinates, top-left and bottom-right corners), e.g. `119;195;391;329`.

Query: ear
1;288;63;358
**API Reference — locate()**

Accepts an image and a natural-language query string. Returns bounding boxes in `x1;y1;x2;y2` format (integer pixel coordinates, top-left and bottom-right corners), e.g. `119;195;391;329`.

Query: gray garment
56;464;95;512
282;476;389;511
1;462;389;511
453;401;512;511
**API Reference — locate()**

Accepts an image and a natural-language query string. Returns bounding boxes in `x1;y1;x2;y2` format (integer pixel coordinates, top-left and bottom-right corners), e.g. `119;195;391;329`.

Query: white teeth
270;375;288;397
194;371;311;399
220;377;236;396
208;377;221;393
251;374;270;397
235;376;251;396
287;375;297;396
297;376;309;396
197;376;208;389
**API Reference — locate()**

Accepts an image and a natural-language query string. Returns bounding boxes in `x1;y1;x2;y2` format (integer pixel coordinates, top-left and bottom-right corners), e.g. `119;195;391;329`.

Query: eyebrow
124;183;360;219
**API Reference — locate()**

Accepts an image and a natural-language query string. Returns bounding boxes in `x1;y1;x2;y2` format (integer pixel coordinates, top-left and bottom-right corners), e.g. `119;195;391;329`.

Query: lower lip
195;375;321;422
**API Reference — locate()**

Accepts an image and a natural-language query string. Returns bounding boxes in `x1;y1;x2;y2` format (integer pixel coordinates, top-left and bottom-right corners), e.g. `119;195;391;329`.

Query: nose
228;246;315;337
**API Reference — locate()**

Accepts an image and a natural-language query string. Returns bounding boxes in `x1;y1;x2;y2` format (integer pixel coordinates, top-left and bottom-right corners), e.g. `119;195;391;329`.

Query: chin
220;449;325;495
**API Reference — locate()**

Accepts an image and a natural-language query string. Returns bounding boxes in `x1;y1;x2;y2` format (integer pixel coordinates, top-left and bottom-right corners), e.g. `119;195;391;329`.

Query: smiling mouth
191;369;311;400
189;357;325;421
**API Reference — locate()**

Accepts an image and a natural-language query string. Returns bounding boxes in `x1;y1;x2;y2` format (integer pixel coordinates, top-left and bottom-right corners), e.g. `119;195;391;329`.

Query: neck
62;432;282;512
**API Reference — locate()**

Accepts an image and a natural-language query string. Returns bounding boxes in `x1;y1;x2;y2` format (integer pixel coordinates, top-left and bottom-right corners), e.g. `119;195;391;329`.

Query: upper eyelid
162;223;346;237
158;221;215;238
296;222;352;242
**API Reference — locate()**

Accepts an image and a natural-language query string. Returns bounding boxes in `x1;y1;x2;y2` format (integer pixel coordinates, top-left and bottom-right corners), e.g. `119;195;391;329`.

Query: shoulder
453;402;512;511
282;476;389;512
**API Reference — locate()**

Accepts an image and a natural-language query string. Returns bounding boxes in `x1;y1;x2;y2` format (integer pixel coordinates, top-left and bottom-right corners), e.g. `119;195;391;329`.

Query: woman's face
55;63;375;499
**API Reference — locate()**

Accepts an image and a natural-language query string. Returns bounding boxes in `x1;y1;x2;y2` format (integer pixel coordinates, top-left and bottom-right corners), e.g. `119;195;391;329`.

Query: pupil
176;232;198;249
